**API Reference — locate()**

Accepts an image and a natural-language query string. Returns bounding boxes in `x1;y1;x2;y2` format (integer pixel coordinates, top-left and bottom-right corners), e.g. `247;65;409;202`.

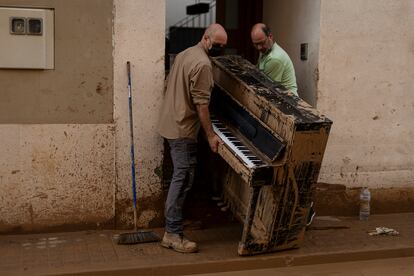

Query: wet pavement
0;212;413;275
196;256;414;276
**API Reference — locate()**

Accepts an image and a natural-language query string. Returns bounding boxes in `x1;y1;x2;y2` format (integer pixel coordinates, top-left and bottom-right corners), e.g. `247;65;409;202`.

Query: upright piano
209;55;332;256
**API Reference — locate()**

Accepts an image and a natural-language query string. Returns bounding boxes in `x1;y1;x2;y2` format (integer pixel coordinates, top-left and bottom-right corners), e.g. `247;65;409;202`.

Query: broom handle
127;61;138;231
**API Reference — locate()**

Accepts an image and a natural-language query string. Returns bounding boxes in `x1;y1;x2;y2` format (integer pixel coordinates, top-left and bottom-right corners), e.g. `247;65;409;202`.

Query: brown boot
160;232;198;253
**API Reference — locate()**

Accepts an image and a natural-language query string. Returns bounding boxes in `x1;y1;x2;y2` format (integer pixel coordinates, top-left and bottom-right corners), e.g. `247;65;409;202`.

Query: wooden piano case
209;56;332;255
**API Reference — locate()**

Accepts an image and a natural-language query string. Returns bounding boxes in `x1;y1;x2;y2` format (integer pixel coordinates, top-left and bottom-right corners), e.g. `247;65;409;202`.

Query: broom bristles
117;230;160;245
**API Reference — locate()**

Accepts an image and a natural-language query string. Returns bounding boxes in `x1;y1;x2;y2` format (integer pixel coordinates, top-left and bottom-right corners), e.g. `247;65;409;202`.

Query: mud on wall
262;0;414;214
317;0;414;189
113;0;165;229
0;0;166;232
0;125;115;232
318;0;414;187
0;0;116;232
0;0;113;124
264;0;414;189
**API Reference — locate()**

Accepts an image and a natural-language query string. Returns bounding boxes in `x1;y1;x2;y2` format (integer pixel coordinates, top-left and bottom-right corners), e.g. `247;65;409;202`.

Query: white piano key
212;121;260;169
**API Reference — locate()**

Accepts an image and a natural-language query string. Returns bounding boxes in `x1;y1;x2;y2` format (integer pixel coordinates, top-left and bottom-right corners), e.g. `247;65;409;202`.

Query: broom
118;61;160;245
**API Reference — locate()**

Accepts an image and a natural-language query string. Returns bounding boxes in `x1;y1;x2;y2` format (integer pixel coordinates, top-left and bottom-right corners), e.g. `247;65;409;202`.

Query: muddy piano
208;55;332;256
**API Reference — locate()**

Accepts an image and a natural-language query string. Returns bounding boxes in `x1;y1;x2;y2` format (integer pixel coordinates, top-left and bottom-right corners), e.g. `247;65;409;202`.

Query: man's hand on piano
207;134;224;153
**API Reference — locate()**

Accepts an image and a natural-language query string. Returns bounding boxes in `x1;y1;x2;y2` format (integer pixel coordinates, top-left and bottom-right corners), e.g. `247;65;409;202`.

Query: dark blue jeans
165;138;198;234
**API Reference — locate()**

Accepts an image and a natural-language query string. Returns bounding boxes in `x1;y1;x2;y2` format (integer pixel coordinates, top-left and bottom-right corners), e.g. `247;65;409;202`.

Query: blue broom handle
127;61;138;210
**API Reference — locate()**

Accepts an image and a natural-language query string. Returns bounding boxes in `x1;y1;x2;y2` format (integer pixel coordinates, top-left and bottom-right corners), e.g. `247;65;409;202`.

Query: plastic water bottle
359;187;371;221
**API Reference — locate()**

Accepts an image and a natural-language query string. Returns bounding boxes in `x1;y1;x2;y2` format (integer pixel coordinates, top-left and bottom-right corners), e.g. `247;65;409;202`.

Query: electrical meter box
0;7;54;69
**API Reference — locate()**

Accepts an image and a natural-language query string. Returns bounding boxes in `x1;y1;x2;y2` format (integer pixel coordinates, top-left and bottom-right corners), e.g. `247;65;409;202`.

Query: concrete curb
46;247;414;276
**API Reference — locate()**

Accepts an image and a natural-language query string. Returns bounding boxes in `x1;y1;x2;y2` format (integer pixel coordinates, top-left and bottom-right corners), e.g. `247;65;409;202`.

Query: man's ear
203;35;211;48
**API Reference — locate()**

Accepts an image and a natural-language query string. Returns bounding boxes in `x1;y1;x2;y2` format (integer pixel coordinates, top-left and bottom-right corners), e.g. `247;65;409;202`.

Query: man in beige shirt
157;24;227;253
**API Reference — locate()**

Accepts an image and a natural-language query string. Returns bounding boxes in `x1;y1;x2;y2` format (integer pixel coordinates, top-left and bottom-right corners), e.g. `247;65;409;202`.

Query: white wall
317;0;414;188
113;0;165;227
263;0;321;106
263;0;414;190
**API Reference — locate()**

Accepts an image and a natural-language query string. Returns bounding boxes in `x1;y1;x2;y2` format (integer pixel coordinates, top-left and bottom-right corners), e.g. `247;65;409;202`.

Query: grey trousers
165;138;198;234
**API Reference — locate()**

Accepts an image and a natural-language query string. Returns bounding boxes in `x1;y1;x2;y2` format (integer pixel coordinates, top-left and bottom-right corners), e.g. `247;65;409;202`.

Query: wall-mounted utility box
0;7;54;69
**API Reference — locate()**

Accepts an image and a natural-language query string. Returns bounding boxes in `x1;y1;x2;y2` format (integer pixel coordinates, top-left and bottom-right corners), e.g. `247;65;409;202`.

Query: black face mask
208;43;224;57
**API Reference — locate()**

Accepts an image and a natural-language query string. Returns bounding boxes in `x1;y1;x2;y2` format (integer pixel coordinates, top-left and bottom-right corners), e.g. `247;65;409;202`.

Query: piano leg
238;186;261;255
236;167;307;255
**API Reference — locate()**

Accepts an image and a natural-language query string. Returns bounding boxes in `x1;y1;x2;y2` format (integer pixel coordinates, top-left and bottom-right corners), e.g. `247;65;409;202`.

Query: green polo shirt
258;43;298;96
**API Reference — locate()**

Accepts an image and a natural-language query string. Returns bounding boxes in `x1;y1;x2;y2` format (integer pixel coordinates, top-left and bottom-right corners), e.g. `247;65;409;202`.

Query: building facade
0;0;412;232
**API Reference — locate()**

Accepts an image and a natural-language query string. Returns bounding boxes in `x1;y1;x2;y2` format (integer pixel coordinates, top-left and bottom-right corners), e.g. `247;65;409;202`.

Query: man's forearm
196;104;215;138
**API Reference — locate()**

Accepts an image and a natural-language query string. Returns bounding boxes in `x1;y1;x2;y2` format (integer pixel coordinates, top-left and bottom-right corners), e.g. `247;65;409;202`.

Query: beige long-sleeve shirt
157;43;214;140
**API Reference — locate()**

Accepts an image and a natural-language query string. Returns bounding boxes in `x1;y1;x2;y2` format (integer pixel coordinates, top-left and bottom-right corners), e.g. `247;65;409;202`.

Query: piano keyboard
211;118;265;169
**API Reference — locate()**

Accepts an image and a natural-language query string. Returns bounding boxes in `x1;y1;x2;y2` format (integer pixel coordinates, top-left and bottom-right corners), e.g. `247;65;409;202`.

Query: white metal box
0;7;54;69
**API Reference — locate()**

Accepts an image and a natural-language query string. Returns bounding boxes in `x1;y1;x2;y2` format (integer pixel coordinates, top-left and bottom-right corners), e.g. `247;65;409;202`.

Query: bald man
157;24;227;253
251;23;298;96
251;24;318;226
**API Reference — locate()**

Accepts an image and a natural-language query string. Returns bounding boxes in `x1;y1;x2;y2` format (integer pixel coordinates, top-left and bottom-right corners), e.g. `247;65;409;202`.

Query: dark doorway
165;0;263;71
162;0;264;229
216;0;263;63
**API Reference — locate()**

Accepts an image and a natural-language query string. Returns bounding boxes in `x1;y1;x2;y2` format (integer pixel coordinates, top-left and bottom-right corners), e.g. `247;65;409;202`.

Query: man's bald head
204;23;228;45
251;23;273;54
201;23;227;55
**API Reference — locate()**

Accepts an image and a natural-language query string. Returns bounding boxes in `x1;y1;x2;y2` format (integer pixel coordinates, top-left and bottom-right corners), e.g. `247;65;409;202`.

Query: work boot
160;232;198;253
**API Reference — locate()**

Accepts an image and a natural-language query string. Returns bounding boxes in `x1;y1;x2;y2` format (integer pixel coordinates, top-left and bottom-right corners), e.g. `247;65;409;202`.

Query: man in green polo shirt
251;23;298;96
251;23;317;226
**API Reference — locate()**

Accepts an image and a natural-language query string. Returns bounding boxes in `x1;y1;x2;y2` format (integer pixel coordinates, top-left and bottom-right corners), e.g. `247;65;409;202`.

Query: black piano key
248;157;260;160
